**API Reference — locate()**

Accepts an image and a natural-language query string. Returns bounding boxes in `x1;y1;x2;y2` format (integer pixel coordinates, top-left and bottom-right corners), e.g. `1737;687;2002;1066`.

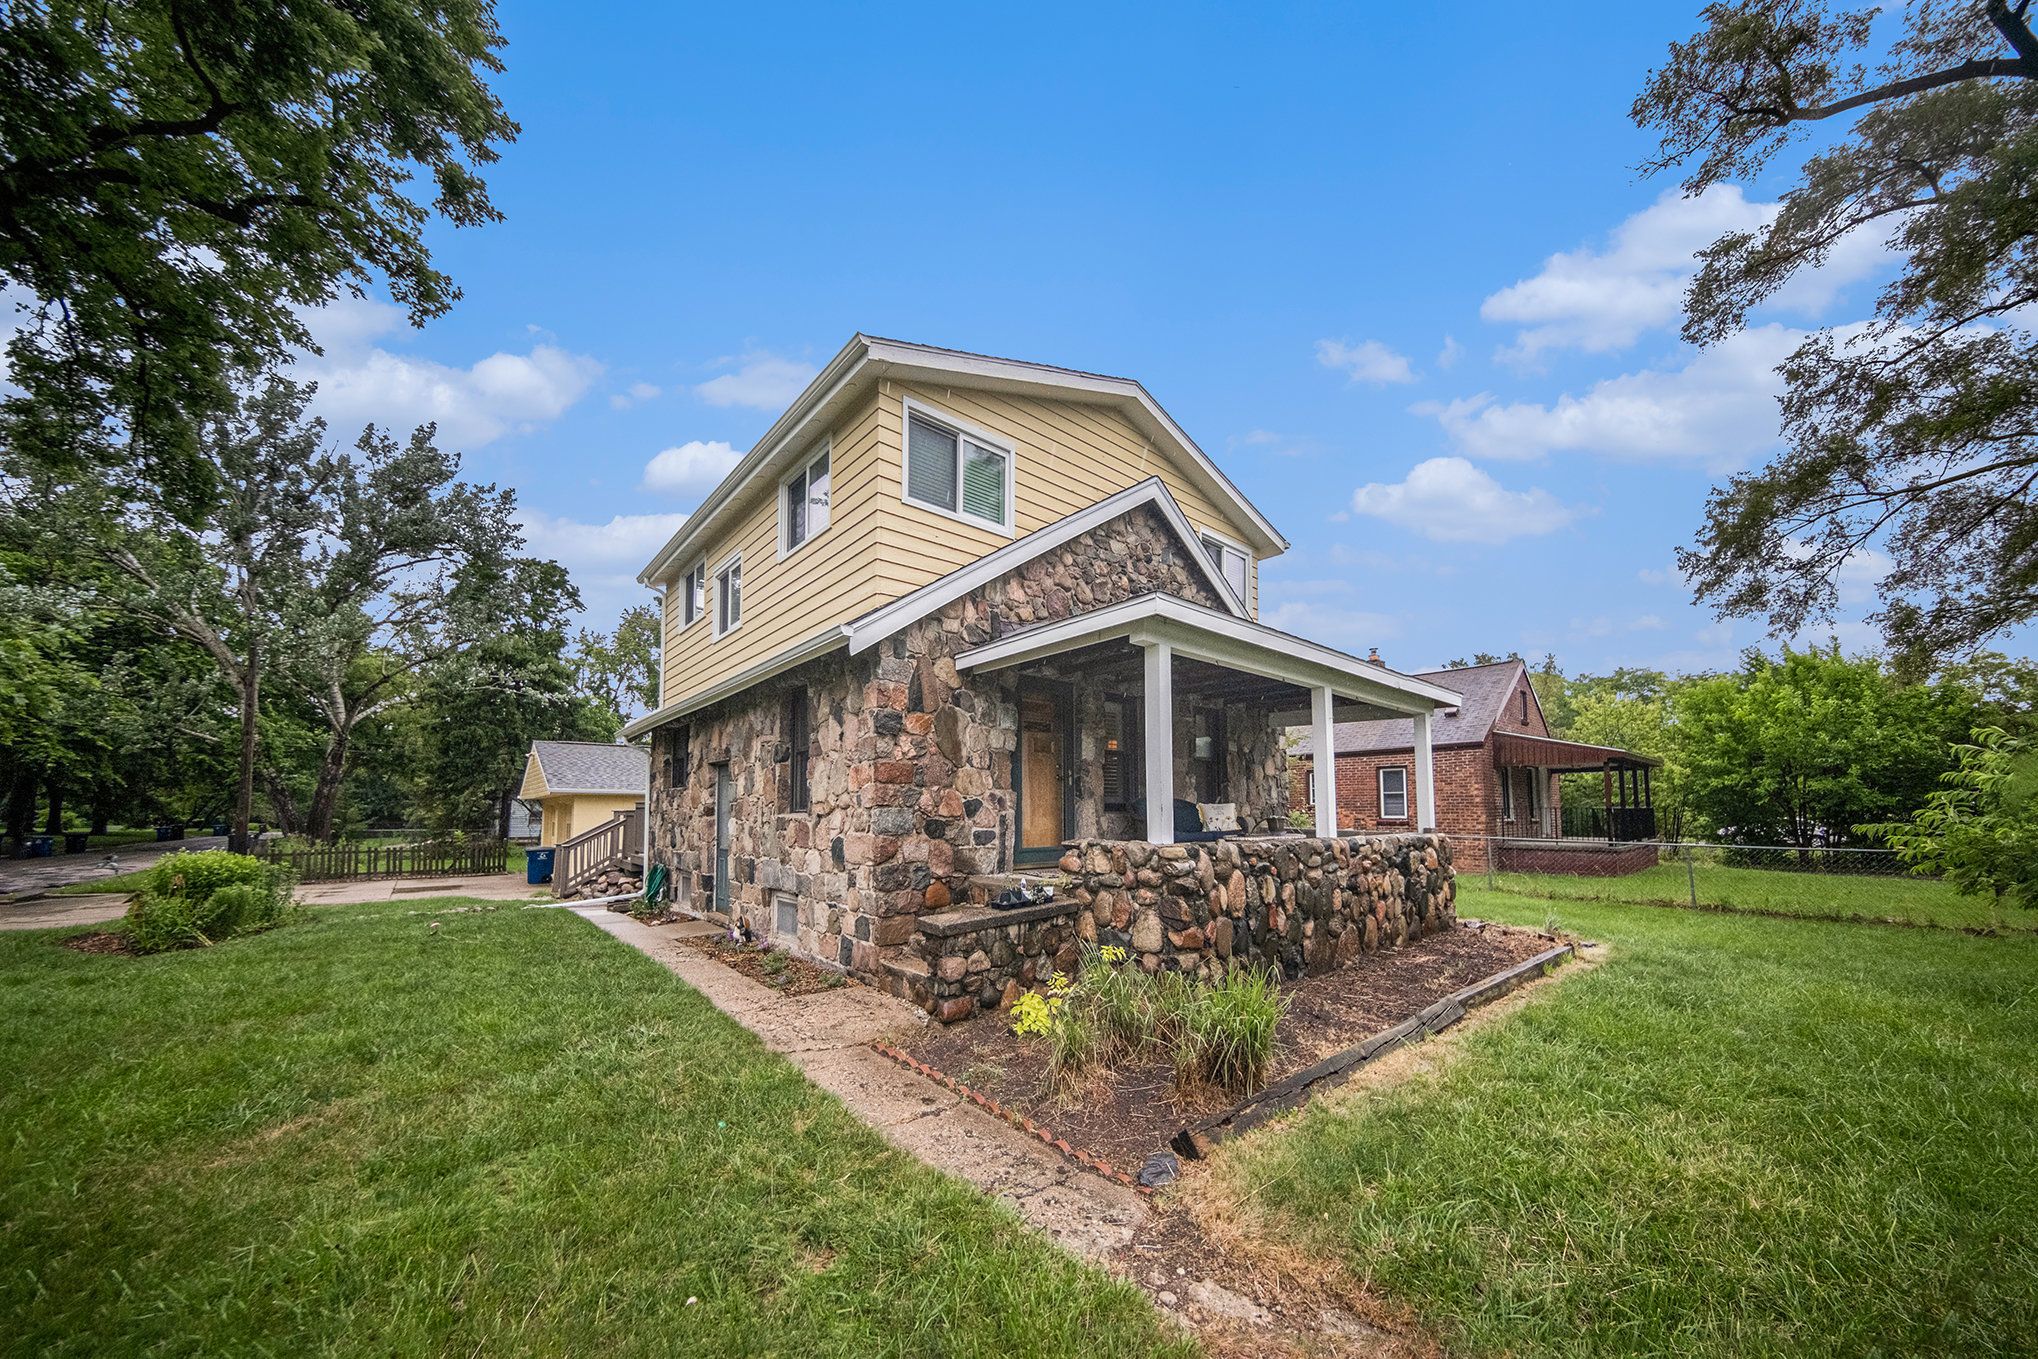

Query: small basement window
773;894;799;941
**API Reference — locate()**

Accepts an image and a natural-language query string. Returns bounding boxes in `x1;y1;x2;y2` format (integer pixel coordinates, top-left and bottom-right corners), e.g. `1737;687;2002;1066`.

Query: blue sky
291;1;2002;676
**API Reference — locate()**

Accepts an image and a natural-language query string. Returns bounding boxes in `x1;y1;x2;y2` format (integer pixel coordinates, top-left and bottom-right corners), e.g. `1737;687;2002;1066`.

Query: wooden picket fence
255;837;508;882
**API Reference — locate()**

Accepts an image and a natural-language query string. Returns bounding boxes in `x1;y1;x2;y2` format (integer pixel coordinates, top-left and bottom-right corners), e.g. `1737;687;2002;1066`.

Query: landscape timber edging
866;1040;1157;1197
1170;940;1577;1160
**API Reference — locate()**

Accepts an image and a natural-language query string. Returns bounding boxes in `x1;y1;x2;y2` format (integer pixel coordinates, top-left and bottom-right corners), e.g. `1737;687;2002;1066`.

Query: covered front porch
1489;732;1662;876
955;594;1461;859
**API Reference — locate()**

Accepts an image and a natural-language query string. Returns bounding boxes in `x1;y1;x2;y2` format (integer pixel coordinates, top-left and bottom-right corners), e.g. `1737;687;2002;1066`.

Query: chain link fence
1451;837;2029;933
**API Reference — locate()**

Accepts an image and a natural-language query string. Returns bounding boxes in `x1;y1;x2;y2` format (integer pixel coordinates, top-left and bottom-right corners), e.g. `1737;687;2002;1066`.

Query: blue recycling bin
26;836;54;858
526;847;556;885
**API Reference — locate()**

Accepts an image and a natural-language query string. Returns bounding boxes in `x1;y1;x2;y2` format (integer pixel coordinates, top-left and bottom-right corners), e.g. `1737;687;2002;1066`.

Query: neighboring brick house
616;335;1464;1017
1288;657;1660;874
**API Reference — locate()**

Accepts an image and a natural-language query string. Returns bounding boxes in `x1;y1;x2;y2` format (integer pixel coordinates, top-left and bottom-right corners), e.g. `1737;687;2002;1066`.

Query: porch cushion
1174;799;1205;835
1198;802;1240;832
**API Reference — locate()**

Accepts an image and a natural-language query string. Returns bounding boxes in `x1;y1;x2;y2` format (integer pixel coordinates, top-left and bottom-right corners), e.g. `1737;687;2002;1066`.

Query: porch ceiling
953;593;1459;718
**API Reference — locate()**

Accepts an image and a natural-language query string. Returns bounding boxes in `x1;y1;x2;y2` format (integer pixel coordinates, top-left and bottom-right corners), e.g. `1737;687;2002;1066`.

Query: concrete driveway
0;894;132;932
0;836;227;898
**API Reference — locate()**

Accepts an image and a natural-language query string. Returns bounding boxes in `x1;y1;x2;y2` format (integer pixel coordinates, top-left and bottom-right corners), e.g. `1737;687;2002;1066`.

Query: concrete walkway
0;894;132;931
298;872;545;905
565;905;1149;1262
0;836;227;898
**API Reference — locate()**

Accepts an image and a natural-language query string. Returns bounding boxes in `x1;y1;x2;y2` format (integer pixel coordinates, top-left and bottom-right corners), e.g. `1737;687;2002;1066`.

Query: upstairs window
681;560;705;627
784;694;811;811
1379;766;1409;820
781;445;831;555
715;555;742;637
904;403;1011;532
1199;531;1250;602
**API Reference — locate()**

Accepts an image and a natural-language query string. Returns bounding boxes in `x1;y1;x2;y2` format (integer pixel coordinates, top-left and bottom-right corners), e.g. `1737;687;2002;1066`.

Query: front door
1016;685;1072;865
713;765;732;915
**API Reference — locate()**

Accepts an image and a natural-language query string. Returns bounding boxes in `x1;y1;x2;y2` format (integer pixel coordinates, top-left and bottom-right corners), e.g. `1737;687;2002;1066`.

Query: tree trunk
304;721;356;844
4;766;37;849
496;790;512;840
43;778;63;835
230;656;258;854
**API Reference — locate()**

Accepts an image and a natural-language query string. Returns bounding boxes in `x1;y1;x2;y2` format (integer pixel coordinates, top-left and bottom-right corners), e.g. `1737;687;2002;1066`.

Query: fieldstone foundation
891;833;1456;1021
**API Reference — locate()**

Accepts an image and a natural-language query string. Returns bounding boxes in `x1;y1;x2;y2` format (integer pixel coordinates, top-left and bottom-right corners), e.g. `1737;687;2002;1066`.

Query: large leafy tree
0;0;515;512
1636;1;2038;661
1860;726;2038;923
572;603;661;735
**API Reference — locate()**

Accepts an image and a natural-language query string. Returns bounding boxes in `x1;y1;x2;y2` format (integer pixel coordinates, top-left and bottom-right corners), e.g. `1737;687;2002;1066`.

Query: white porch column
1142;641;1174;844
1311;685;1338;839
1413;708;1437;831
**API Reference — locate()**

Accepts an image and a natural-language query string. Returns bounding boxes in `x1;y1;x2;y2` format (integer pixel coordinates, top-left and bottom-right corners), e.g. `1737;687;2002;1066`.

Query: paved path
0;836;226;898
565;904;1149;1262
0;893;132;931
298;873;546;905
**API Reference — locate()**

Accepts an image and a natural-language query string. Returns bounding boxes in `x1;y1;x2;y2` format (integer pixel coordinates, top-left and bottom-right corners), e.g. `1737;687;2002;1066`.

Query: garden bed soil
62;931;136;955
680;933;855;997
892;922;1556;1174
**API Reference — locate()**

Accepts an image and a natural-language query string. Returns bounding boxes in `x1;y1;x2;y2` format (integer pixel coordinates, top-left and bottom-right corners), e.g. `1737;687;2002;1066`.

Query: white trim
637;333;1289;585
955;592;1463;713
1413;710;1436;829
712;551;744;639
620;626;851;739
900;395;1015;537
1311;686;1337;838
1378;765;1409;821
776;439;833;561
1142;641;1174;845
844;479;1247;654
678;558;707;630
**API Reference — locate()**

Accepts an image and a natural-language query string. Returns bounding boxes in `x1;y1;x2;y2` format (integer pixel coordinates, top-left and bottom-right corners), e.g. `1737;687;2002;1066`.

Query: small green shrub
124;851;292;954
142;849;269;903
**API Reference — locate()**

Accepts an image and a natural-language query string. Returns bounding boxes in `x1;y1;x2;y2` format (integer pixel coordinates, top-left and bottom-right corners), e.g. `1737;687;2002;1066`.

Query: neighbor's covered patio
954;594;1461;855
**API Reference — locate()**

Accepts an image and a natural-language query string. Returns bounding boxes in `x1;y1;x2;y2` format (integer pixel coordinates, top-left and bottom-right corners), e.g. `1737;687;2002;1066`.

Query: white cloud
299;297;601;449
517;507;689;624
1637;564;1679;586
1348;457;1582;544
642;439;741;493
1315;337;1416;386
1232;428;1315;457
1480;185;1893;365
695;351;817;410
1631;613;1667;631
1428;324;1806;470
1260;598;1401;654
1436;335;1462;370
610;380;662;410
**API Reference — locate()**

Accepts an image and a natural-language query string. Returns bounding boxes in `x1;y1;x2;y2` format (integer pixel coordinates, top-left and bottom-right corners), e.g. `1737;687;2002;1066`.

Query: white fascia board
863;338;1288;557
842;478;1245;655
638;335;873;586
619;625;851;738
955;594;1463;714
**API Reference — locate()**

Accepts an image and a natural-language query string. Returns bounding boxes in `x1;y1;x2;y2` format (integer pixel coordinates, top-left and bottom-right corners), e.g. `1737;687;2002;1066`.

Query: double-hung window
715;555;742;636
903;403;1011;532
1199;532;1250;603
680;560;706;627
781;445;831;555
1379;766;1409;820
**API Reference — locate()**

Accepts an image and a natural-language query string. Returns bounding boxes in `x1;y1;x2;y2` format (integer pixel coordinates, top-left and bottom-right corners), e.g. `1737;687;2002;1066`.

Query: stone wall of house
892;832;1455;1021
647;500;1264;976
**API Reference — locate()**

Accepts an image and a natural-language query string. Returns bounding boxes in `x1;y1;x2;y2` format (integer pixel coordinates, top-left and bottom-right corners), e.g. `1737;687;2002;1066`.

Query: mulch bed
680;933;855;997
62;931;136;956
890;922;1556;1174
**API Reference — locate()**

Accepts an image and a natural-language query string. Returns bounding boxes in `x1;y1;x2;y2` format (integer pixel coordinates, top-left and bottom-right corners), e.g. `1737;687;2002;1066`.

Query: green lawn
1468;856;2037;931
1213;892;2038;1357
0;901;1184;1358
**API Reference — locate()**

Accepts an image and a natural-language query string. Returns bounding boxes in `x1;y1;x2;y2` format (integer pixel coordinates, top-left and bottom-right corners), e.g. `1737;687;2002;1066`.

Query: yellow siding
540;792;641;847
659;379;1266;704
516;751;549;800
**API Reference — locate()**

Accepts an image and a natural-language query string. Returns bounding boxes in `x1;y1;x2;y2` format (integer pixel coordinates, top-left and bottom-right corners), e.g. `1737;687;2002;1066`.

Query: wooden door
1016;688;1068;862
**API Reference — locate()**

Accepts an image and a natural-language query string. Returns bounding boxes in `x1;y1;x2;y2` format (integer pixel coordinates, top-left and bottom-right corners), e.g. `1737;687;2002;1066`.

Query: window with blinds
904;405;1009;531
1101;694;1141;810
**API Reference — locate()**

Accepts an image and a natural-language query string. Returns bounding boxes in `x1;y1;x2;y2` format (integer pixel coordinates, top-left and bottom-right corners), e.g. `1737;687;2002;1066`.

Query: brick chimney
1366;647;1381;664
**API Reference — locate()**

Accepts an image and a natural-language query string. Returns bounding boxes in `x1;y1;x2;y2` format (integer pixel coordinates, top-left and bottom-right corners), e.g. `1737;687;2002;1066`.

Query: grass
0;900;1186;1358
1467;857;2038;931
1213;891;2038;1357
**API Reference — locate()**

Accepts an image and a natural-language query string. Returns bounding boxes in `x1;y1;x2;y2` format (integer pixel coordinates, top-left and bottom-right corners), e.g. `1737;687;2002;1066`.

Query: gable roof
525;740;648;795
1291;658;1530;757
637;334;1289;587
844;478;1244;652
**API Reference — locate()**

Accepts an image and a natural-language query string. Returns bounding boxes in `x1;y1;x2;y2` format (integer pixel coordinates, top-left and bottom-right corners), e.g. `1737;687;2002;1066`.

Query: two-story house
621;336;1465;1018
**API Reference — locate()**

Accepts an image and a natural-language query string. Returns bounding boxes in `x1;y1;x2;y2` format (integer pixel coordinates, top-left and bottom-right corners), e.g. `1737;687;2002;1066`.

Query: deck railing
554;803;644;895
